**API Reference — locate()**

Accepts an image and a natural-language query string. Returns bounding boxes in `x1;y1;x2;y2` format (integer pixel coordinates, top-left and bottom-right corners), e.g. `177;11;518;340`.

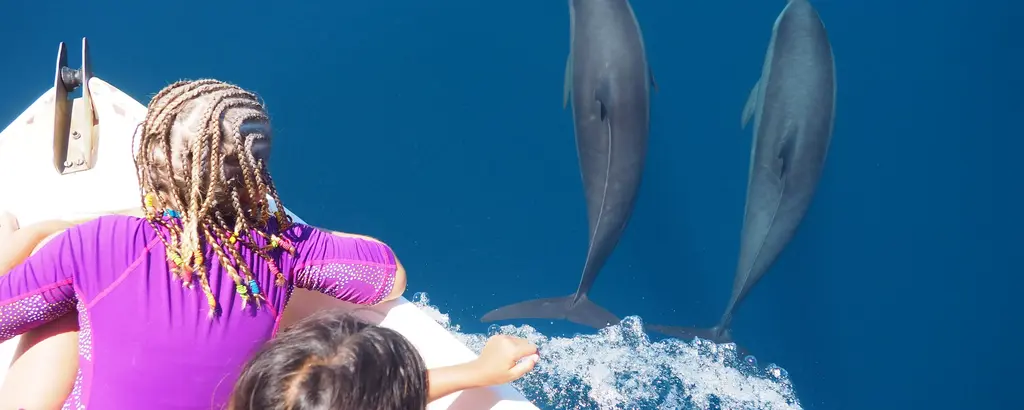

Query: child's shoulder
75;214;150;235
277;219;319;240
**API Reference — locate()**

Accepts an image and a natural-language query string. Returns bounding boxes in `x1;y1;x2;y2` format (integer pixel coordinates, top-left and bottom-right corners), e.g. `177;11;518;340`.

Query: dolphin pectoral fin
775;130;797;177
481;294;621;330
563;53;573;109
650;67;659;92
742;79;760;129
594;82;610;122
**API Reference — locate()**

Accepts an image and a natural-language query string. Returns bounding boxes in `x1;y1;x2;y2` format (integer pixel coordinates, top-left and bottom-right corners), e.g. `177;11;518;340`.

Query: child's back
0;79;408;409
0;214;397;408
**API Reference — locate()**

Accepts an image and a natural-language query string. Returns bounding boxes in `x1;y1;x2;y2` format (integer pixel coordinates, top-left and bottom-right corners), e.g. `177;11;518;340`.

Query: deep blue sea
1;1;1020;409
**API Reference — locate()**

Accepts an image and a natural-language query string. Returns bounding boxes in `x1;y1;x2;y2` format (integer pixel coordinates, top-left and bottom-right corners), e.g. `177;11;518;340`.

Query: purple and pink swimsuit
0;214;398;409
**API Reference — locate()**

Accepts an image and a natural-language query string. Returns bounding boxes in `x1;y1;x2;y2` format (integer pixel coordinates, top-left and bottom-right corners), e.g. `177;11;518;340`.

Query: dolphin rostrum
648;0;836;347
482;0;655;330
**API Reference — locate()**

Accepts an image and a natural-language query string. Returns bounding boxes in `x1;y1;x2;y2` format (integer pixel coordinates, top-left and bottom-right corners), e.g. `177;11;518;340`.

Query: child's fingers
511;339;538;357
508;354;539;379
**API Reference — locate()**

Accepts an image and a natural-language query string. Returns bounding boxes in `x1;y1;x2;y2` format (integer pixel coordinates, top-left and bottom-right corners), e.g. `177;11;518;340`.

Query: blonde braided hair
133;79;295;316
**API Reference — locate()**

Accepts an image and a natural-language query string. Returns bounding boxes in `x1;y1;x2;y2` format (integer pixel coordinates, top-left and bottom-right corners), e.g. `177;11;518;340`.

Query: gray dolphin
647;0;836;348
482;0;655;330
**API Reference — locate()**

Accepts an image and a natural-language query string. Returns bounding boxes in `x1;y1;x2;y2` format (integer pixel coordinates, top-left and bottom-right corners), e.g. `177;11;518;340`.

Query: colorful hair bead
267;234;295;253
248;279;260;296
163;209;181;219
236;281;251;307
279;239;295;253
230;225;242;245
144;194;157;220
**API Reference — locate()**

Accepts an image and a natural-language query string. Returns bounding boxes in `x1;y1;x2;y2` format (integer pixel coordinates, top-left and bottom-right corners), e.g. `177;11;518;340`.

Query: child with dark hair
0;79;408;409
229;309;539;410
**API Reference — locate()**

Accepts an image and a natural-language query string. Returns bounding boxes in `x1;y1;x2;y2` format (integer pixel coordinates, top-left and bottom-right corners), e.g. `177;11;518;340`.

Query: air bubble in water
766;364;790;380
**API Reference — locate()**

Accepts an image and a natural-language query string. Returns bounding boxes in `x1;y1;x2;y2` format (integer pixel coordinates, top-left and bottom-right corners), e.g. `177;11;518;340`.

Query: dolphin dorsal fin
742;79;760;129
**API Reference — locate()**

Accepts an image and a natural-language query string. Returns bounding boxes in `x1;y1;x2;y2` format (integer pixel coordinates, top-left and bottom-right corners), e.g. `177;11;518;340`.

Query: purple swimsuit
0;215;398;409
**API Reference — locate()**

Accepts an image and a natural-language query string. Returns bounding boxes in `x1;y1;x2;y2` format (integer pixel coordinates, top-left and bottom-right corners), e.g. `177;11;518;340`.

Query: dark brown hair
133;79;294;314
229;309;429;410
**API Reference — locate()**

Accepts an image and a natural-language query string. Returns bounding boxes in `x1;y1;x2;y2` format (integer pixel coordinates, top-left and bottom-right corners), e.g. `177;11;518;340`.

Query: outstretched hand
426;334;540;402
471;335;540;386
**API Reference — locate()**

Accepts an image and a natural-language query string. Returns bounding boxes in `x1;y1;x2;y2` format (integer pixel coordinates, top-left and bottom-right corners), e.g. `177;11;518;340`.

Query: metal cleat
52;37;96;174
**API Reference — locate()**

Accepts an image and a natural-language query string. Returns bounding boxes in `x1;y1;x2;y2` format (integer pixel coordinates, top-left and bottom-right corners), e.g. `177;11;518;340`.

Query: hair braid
134;79;295;317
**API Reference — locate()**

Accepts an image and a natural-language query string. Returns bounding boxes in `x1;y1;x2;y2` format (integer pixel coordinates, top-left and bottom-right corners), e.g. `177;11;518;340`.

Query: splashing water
410;292;802;410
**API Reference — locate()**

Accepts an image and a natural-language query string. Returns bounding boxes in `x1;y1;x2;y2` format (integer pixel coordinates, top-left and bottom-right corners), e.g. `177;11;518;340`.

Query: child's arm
0;220;74;275
325;230;407;302
428;362;487;402
427;335;540;403
0;225;81;342
289;225;407;305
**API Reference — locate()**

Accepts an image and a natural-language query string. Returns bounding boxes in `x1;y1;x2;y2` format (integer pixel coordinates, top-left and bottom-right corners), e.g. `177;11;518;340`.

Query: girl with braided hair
0;79;406;409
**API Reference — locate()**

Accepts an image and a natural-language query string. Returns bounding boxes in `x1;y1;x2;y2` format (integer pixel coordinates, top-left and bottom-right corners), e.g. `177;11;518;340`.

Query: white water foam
410;292;803;410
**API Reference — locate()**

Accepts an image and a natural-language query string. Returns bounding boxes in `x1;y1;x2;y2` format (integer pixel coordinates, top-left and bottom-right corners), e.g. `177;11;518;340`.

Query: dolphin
647;0;836;347
481;0;655;330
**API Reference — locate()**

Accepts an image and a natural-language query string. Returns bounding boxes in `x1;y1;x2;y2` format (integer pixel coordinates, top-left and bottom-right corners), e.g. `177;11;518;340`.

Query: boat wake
410;293;802;410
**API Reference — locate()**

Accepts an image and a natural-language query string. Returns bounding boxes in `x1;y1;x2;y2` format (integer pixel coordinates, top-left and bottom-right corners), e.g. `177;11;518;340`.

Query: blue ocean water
1;0;1020;409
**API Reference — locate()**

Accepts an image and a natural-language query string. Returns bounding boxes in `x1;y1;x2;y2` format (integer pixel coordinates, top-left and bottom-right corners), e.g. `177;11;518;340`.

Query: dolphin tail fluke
481;294;621;330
